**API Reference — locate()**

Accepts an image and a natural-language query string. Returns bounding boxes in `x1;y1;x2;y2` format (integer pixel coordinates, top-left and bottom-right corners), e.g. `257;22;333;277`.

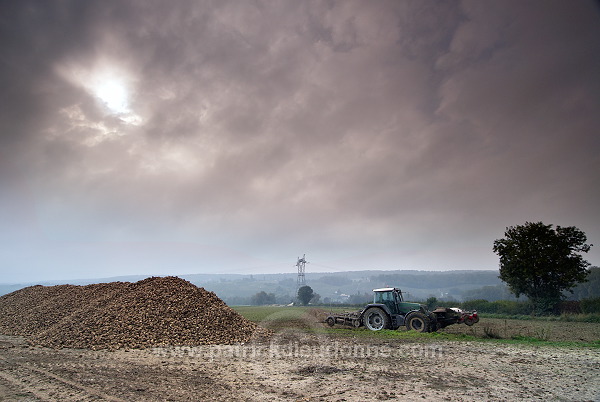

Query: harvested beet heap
0;276;266;349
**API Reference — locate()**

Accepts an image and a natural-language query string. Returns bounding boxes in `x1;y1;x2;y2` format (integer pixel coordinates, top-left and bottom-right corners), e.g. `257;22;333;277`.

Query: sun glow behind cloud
58;61;142;126
93;76;128;114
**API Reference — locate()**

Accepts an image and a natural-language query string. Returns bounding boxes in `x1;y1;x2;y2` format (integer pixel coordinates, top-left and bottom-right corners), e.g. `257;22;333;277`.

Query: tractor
325;287;478;333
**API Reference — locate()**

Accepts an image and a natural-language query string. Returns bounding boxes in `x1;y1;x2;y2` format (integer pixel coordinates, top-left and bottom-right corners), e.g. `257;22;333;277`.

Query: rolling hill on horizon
2;267;597;304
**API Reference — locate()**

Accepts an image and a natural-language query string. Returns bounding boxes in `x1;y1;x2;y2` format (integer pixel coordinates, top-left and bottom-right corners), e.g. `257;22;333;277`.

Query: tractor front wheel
406;312;430;333
363;307;390;331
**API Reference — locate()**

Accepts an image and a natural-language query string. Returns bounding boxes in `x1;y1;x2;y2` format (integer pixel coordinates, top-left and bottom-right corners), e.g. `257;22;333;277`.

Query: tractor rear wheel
406;312;430;333
326;317;335;327
363;307;390;331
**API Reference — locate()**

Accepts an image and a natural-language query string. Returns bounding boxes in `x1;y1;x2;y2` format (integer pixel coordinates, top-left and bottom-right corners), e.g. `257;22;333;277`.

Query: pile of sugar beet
0;276;267;350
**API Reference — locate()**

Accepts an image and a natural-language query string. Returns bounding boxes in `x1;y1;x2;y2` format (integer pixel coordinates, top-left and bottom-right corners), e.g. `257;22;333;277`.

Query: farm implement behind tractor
325;288;478;333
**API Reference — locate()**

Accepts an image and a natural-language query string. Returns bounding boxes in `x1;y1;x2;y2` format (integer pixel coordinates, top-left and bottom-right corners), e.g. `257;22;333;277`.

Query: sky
1;0;599;283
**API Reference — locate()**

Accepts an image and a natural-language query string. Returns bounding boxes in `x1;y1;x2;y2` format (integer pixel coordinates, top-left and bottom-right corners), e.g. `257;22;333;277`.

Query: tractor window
374;292;393;304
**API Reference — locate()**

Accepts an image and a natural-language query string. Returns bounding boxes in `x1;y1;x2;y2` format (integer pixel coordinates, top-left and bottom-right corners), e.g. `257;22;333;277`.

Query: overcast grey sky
1;0;599;283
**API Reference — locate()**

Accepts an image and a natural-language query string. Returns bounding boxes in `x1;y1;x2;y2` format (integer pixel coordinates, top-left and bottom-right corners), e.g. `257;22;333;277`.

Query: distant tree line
372;271;501;289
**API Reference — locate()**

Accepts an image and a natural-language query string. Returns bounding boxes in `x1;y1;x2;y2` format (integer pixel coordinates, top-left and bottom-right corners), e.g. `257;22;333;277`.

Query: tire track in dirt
0;355;126;402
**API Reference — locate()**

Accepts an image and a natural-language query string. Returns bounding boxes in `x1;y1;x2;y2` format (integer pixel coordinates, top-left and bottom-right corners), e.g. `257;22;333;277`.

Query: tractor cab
373;288;401;314
372;288;422;316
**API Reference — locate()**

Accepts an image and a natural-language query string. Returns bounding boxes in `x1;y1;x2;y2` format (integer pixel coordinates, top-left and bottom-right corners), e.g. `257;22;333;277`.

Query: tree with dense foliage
426;297;439;310
251;291;276;305
493;221;592;313
297;285;314;306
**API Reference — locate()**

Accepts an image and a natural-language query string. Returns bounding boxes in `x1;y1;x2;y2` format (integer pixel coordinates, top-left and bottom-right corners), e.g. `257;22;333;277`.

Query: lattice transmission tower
296;254;307;289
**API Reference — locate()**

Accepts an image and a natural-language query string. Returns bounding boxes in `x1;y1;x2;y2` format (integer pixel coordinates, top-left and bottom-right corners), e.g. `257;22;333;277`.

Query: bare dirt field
439;316;600;343
1;330;599;402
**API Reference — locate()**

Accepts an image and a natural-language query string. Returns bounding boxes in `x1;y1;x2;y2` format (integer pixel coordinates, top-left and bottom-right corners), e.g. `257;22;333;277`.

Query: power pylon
296;254;307;289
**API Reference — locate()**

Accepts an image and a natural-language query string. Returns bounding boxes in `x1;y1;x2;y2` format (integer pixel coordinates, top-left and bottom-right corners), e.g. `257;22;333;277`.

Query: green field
233;305;600;346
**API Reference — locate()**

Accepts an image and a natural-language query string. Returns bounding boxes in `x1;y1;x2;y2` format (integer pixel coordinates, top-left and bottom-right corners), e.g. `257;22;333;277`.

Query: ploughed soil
1;330;599;401
441;316;600;343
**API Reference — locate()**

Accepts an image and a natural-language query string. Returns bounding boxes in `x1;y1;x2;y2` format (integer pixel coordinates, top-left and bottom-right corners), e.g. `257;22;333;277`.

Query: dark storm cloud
1;0;599;281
